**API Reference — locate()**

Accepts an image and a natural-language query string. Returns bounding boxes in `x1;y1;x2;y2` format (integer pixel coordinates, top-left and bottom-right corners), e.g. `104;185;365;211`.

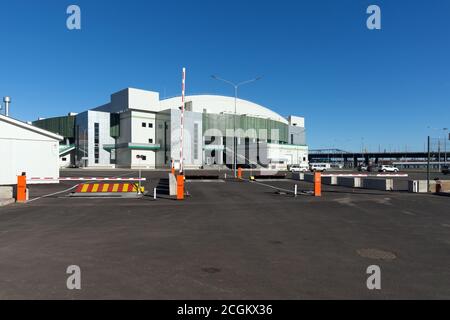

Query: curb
435;192;450;197
0;199;15;207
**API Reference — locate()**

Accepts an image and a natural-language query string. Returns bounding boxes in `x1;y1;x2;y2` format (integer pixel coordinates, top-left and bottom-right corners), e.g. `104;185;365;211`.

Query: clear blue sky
1;0;449;152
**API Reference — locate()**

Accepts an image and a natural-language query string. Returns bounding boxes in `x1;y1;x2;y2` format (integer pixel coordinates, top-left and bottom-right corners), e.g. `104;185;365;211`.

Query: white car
290;164;309;173
310;163;331;172
378;165;399;173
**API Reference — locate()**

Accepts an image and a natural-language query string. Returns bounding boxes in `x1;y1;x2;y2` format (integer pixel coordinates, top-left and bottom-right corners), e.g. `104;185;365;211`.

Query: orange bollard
17;174;27;202
176;175;184;200
314;172;322;197
237;167;242;180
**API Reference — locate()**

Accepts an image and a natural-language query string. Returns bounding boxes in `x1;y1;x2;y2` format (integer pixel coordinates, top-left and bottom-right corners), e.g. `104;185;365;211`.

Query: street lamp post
211;75;262;178
444;128;448;165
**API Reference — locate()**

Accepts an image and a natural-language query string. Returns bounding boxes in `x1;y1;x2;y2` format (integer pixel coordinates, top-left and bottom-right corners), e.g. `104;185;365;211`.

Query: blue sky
0;0;449;152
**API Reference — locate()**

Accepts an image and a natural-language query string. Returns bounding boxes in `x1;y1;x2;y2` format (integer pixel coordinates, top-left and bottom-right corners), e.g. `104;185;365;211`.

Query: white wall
160;95;288;124
130;149;155;168
288;116;305;127
170;110;203;168
115;110;158;168
59;153;72;168
267;143;308;167
109;88;160;113
87;111;115;167
130;111;156;144
0;120;60;185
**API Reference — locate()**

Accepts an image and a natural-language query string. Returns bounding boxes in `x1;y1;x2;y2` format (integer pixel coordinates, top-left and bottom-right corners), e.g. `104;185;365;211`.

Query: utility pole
444;128;448;165
427;136;430;193
438;139;441;171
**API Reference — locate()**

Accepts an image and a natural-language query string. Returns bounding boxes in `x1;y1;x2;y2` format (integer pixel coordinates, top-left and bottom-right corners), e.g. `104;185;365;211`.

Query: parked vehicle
330;163;344;169
358;164;368;172
442;165;449;175
310;163;331;172
378;165;399;173
290;164;309;173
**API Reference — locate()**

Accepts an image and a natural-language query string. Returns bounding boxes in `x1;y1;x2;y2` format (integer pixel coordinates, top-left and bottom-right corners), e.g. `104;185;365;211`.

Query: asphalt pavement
0;169;449;299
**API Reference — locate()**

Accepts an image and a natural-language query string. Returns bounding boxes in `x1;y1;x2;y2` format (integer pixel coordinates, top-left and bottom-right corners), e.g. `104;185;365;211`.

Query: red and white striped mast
179;67;186;175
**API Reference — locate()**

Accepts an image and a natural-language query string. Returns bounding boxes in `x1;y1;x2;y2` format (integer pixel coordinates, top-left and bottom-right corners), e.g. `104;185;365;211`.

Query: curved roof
159;95;288;124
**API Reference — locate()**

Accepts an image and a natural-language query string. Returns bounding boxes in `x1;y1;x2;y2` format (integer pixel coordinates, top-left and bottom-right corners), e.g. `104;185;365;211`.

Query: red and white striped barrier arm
321;173;408;178
28;177;146;182
375;174;408;177
321;174;369;177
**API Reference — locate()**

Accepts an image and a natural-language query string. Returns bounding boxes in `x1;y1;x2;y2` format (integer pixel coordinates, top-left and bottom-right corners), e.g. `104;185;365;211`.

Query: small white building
0;114;63;185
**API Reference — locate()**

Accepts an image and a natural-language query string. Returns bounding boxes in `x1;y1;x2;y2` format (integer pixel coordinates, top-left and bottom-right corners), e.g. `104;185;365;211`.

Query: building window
194;123;199;160
148;123;153;128
291;134;294;145
142;122;147;127
148;139;153;144
94;123;100;164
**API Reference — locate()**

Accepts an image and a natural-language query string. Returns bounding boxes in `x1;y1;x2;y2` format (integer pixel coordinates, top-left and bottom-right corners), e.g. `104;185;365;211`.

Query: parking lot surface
0;169;449;299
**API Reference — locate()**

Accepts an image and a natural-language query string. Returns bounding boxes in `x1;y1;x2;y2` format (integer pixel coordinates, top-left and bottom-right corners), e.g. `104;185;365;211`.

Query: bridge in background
308;149;450;168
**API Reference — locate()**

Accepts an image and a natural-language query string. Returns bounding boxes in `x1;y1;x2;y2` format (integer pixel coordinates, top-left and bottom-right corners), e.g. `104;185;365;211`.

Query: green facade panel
32;115;75;138
202;113;288;144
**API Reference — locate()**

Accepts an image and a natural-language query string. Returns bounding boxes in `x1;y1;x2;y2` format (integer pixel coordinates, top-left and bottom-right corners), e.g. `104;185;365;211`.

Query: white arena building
33;88;308;170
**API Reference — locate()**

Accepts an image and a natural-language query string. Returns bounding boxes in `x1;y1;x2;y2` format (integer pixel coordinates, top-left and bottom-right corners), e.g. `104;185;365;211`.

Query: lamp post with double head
211;75;262;178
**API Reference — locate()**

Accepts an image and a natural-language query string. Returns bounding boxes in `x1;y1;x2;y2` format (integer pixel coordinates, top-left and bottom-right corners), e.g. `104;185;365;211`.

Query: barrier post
17;173;27;203
153;188;157;200
176;175;184;200
294;184;298;197
237;167;243;180
314;172;322;197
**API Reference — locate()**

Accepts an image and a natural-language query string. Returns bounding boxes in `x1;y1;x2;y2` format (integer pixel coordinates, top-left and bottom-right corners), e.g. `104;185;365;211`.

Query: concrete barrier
409;180;450;193
409;180;423;193
0;186;13;199
169;174;177;196
322;176;337;185
0;186;14;206
362;178;393;191
408;180;435;193
337;177;361;188
291;172;305;181
304;174;315;182
436;180;450;192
